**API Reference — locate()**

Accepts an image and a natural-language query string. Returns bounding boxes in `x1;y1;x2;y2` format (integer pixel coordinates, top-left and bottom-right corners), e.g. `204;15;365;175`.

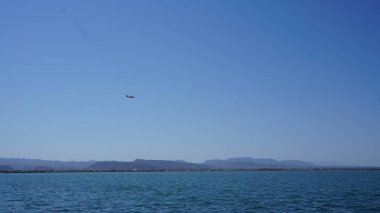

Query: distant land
90;159;209;171
203;157;315;169
0;158;94;171
0;157;379;172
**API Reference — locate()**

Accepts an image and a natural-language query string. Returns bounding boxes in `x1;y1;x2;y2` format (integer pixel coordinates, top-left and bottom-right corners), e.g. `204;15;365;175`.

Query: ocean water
0;171;380;212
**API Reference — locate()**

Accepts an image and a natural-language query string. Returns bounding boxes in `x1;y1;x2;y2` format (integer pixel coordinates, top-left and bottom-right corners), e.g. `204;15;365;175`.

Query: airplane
126;94;136;99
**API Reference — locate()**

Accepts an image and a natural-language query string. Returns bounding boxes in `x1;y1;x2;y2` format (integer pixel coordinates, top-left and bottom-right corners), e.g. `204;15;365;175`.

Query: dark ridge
32;166;53;171
0;165;12;171
89;159;209;171
4;157;376;173
0;158;94;170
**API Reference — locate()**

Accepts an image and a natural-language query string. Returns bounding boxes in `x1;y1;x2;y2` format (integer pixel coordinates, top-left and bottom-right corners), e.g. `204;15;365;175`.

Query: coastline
1;167;380;174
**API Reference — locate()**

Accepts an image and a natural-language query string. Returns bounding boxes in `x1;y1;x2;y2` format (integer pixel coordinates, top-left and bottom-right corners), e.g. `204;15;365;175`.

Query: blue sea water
0;171;380;212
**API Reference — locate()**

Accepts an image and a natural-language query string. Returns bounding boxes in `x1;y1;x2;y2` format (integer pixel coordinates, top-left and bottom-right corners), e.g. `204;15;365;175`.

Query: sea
1;171;379;212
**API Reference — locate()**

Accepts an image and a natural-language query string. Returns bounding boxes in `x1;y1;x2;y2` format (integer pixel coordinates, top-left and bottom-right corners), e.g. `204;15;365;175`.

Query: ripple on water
0;171;380;212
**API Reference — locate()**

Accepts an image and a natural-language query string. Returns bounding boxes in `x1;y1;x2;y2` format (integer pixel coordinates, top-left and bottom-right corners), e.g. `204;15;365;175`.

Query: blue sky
1;0;379;166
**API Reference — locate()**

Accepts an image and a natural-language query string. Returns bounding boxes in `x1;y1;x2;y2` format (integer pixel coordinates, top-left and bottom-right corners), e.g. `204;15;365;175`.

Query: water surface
1;171;379;212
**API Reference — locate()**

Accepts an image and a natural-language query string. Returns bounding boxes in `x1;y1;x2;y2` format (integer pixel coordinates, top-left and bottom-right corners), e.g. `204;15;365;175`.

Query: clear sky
1;0;379;166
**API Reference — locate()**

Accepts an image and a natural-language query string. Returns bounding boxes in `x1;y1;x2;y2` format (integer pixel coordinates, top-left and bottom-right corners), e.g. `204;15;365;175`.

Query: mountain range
0;157;318;171
89;159;209;171
0;158;94;170
203;157;315;169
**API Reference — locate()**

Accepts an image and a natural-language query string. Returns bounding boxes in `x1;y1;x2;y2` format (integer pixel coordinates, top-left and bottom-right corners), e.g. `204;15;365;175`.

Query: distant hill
0;157;318;171
0;158;94;170
32;166;54;171
204;157;315;169
89;159;209;171
0;165;12;171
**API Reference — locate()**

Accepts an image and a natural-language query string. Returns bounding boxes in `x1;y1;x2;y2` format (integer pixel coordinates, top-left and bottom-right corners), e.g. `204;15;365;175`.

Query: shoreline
1;167;380;174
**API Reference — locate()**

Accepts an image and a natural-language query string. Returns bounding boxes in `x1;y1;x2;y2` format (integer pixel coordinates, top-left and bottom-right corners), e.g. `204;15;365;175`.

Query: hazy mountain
0;157;317;171
204;157;315;169
0;158;94;170
89;159;209;171
312;161;353;167
32;166;54;171
0;165;12;171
